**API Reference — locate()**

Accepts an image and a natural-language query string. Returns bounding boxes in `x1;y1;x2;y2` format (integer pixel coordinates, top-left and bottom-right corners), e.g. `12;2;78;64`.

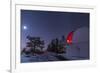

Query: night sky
21;10;89;50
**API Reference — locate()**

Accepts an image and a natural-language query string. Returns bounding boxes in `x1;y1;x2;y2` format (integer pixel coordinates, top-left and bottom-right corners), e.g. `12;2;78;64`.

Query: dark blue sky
21;10;89;50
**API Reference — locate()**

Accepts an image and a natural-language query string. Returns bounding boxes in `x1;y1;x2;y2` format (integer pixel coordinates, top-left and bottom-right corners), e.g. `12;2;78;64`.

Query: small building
66;27;89;60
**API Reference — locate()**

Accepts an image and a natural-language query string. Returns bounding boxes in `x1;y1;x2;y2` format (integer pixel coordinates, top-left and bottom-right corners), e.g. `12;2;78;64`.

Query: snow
21;52;60;63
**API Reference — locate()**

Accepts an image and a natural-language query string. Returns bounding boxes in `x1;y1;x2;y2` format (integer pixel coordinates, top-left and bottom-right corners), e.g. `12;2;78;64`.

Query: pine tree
47;36;66;54
25;35;45;55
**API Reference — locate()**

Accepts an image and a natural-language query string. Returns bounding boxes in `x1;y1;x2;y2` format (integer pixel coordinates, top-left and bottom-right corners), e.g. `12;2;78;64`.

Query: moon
23;26;27;30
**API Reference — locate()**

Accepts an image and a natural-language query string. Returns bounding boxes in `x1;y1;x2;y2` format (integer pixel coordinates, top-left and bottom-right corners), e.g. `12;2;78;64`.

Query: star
23;26;27;30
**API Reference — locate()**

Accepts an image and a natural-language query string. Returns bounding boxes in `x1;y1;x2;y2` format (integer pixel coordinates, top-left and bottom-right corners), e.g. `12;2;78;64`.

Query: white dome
72;27;89;43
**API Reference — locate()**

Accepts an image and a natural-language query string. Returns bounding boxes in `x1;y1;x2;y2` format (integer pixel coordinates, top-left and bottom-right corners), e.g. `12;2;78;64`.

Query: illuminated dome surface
72;27;89;43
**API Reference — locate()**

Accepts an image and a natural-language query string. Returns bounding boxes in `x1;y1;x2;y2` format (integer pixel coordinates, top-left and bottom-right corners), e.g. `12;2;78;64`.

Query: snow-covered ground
21;45;89;63
21;51;87;63
21;52;60;63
